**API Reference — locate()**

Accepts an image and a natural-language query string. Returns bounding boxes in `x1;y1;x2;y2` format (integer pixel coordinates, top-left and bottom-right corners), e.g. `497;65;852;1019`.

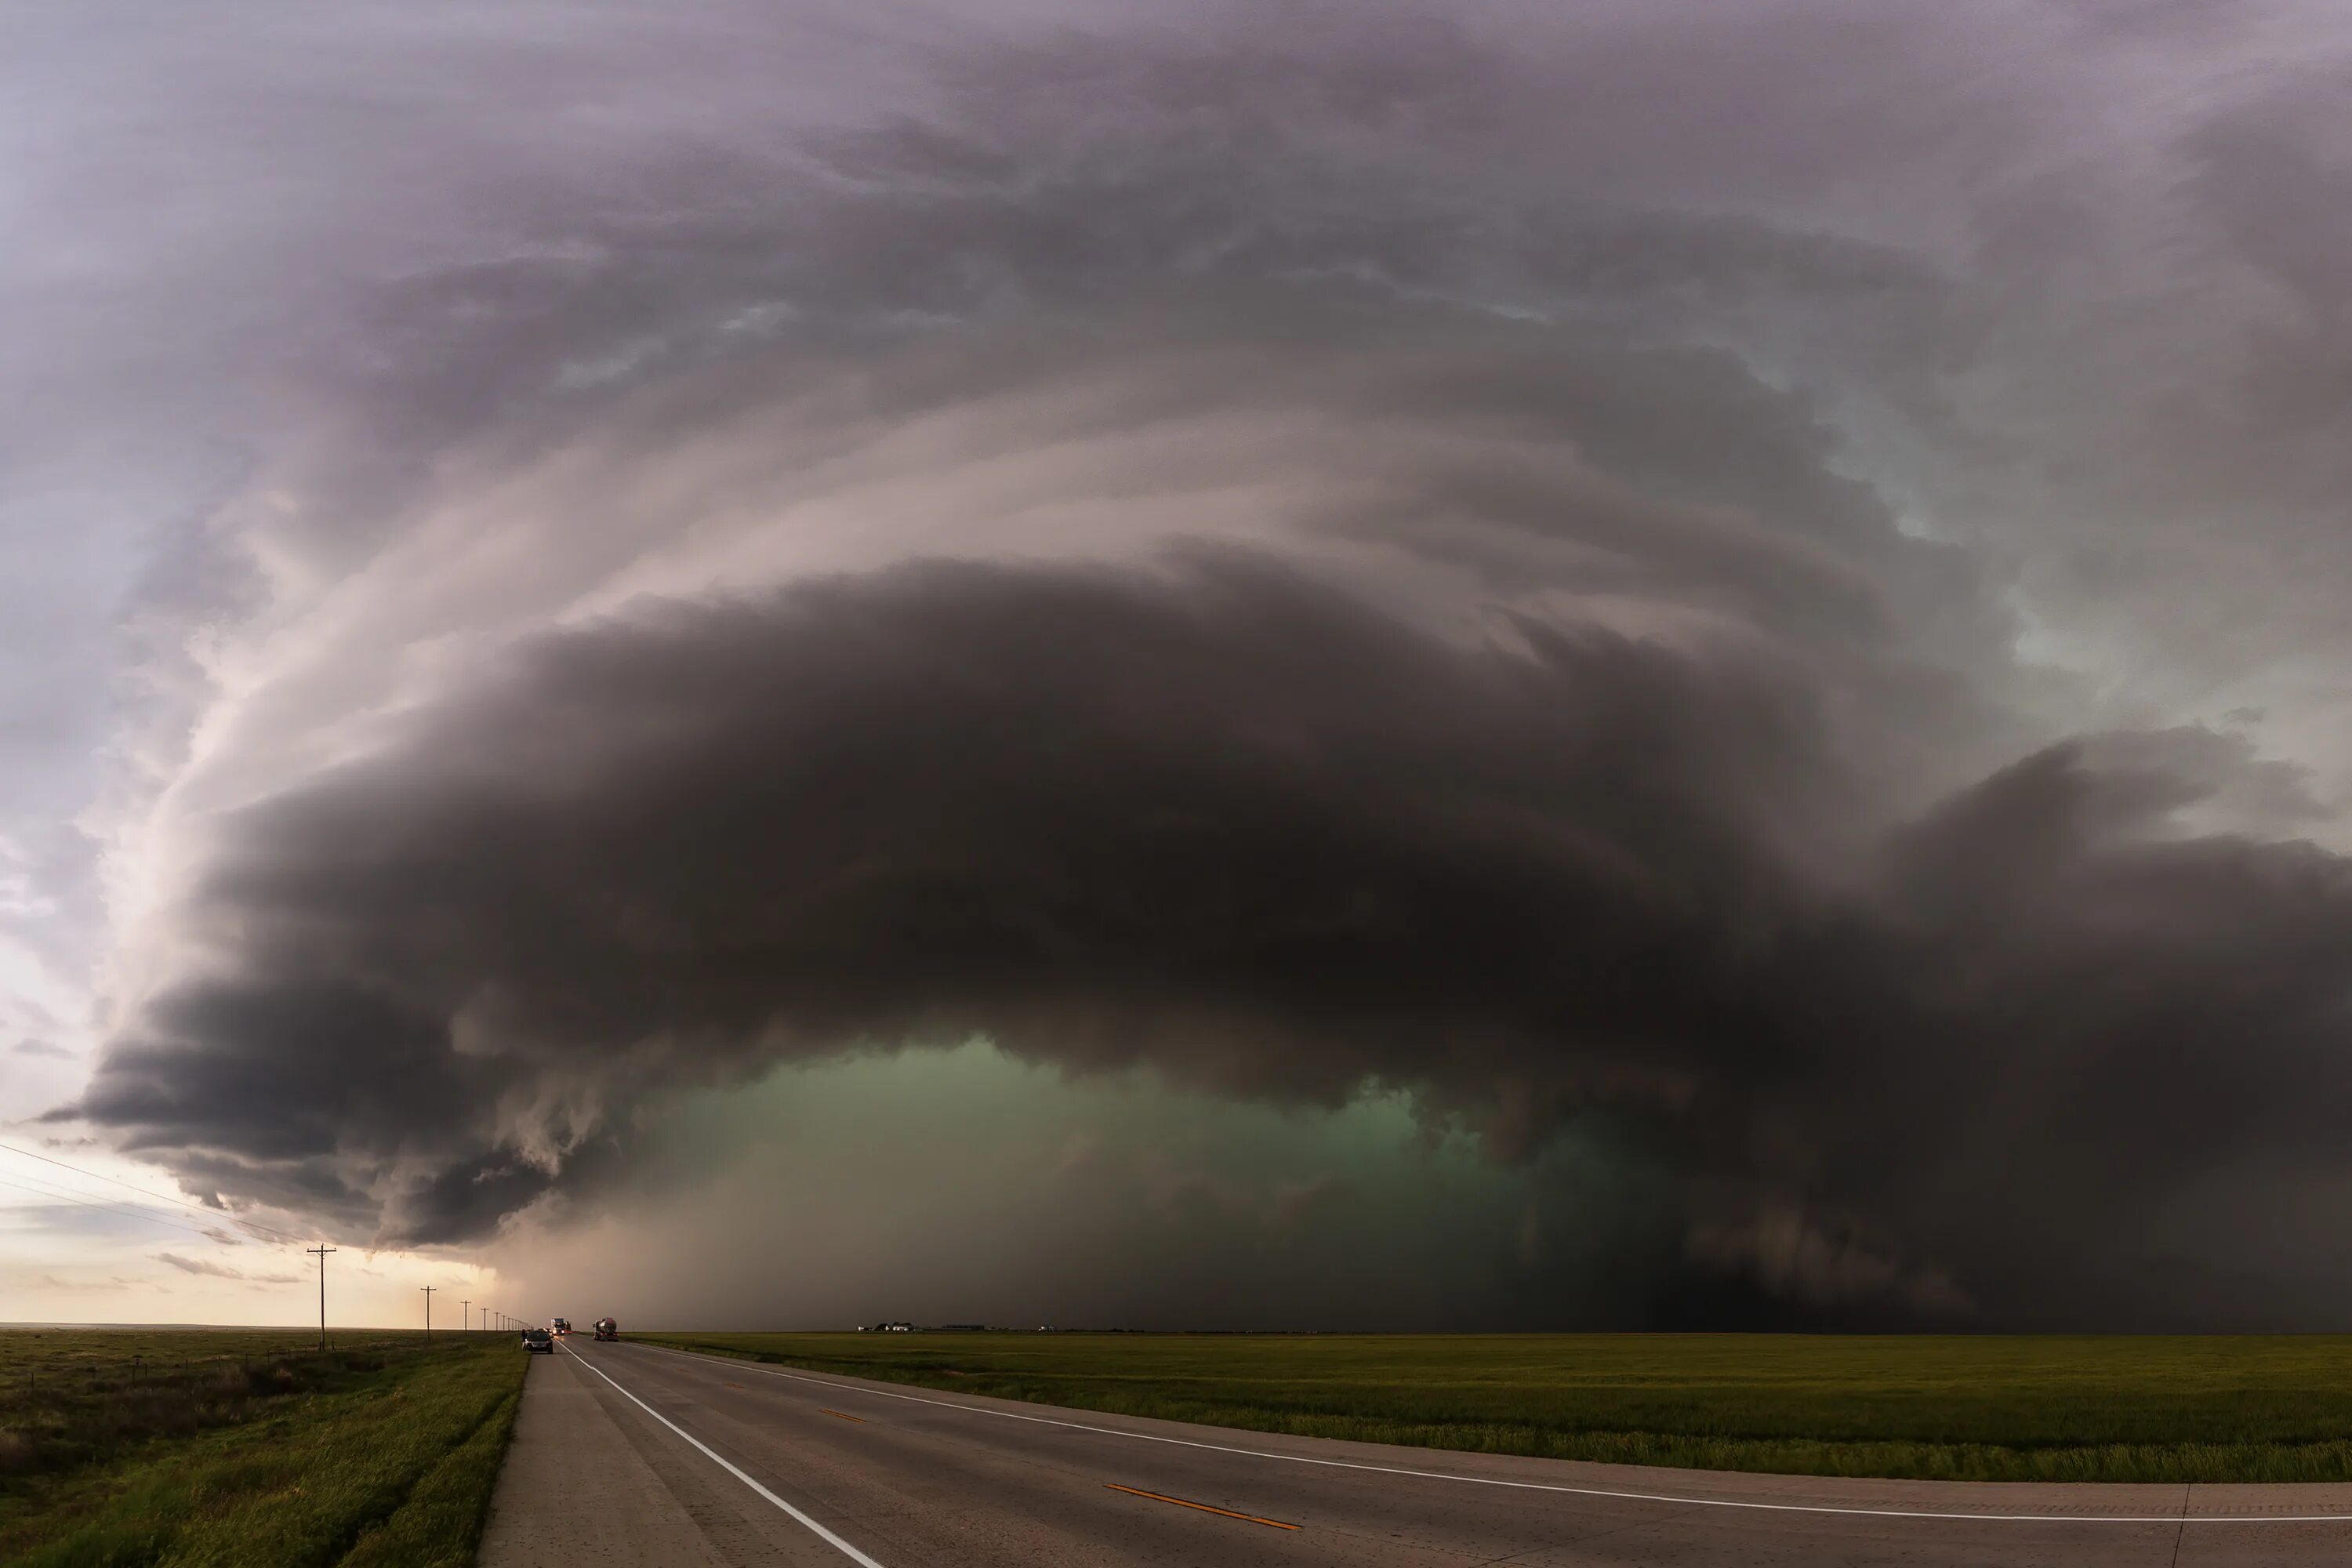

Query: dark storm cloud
227;3;1978;586
79;552;1842;1242
33;1;2352;1326
68;550;2352;1327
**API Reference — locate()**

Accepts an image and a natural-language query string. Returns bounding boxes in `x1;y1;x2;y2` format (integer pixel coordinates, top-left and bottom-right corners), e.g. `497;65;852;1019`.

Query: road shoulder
477;1345;749;1567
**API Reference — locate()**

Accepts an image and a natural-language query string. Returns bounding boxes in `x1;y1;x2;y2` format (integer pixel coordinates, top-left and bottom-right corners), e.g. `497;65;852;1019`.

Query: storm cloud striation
24;2;2352;1325
74;544;2352;1323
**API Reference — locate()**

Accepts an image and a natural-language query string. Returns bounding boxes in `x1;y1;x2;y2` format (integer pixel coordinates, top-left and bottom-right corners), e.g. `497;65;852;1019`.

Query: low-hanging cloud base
70;549;2352;1329
23;0;2352;1329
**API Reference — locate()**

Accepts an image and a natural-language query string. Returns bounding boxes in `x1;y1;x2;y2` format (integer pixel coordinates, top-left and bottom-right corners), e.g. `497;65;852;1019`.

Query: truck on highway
552;1317;571;1337
593;1317;619;1341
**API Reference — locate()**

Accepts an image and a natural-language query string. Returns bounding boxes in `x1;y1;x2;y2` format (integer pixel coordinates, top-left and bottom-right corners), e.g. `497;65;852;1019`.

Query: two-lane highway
477;1338;2352;1566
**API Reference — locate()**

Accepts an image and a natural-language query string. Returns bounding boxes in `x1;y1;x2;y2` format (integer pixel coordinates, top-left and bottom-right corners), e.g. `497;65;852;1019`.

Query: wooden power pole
307;1245;336;1351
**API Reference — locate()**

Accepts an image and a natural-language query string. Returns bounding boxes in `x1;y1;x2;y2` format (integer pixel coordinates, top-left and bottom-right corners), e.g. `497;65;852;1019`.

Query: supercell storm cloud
17;2;2352;1326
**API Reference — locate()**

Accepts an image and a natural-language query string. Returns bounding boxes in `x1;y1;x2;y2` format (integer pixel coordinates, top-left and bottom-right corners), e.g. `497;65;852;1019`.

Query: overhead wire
0;1138;308;1244
0;1171;258;1243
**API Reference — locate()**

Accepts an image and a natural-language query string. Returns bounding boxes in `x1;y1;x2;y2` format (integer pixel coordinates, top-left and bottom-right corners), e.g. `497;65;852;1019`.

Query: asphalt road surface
476;1338;2352;1566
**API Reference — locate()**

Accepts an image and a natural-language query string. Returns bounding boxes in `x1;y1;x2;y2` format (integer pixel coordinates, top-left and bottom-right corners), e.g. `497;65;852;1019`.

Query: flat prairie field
638;1331;2352;1484
0;1327;524;1567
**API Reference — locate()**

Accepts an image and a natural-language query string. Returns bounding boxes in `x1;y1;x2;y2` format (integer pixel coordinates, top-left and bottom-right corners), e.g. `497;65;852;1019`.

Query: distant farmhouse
857;1320;995;1332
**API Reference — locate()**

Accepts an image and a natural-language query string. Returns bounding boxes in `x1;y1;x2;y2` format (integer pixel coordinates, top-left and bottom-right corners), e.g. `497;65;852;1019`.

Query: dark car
521;1327;554;1354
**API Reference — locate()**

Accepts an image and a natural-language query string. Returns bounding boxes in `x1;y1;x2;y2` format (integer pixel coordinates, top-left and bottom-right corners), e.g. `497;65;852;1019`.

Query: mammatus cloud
30;4;2352;1326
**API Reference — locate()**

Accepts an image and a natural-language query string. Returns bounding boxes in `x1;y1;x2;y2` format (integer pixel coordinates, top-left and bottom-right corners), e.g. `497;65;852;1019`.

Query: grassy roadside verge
0;1329;527;1566
636;1330;2352;1485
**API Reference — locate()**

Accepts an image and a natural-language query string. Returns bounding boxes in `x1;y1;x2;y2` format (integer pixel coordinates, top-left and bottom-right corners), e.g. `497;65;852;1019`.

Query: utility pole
307;1245;336;1351
463;1299;471;1332
422;1284;436;1336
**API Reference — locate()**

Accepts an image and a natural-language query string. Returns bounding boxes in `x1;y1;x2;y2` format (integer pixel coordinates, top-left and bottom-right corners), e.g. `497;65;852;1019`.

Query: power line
0;1139;307;1243
0;1168;213;1232
0;1139;306;1244
0;1171;249;1243
0;1162;306;1248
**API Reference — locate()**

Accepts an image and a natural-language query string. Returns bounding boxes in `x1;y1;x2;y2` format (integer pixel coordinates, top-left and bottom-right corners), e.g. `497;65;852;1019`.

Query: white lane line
626;1342;2352;1528
557;1341;887;1566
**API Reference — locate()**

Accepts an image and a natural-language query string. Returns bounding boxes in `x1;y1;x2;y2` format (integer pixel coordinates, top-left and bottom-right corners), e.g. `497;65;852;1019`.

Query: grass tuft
0;1329;528;1566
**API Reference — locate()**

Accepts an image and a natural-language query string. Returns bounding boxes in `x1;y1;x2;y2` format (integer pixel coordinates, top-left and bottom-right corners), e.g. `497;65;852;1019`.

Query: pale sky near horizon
13;0;2352;1331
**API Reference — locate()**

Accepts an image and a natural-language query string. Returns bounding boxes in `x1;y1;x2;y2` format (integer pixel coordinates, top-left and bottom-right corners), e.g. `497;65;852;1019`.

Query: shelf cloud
19;0;2352;1325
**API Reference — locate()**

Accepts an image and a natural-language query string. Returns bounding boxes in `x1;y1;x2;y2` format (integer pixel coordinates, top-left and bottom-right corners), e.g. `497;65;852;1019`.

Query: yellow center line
821;1408;868;1423
1104;1483;1300;1530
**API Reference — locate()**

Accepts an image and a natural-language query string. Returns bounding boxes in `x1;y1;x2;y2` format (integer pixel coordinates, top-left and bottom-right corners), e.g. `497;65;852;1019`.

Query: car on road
522;1327;554;1354
593;1317;619;1341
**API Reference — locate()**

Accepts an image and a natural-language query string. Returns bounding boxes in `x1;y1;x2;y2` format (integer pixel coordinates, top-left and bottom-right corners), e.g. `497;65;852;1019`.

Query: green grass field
638;1330;2352;1484
0;1327;526;1567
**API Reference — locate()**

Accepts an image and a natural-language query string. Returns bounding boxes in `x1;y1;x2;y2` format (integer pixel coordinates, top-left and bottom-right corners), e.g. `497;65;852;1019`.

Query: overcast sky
9;0;2352;1330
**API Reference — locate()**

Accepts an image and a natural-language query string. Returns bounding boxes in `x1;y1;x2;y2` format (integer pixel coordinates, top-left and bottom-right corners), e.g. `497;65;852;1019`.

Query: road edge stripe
622;1342;2341;1527
558;1341;887;1566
